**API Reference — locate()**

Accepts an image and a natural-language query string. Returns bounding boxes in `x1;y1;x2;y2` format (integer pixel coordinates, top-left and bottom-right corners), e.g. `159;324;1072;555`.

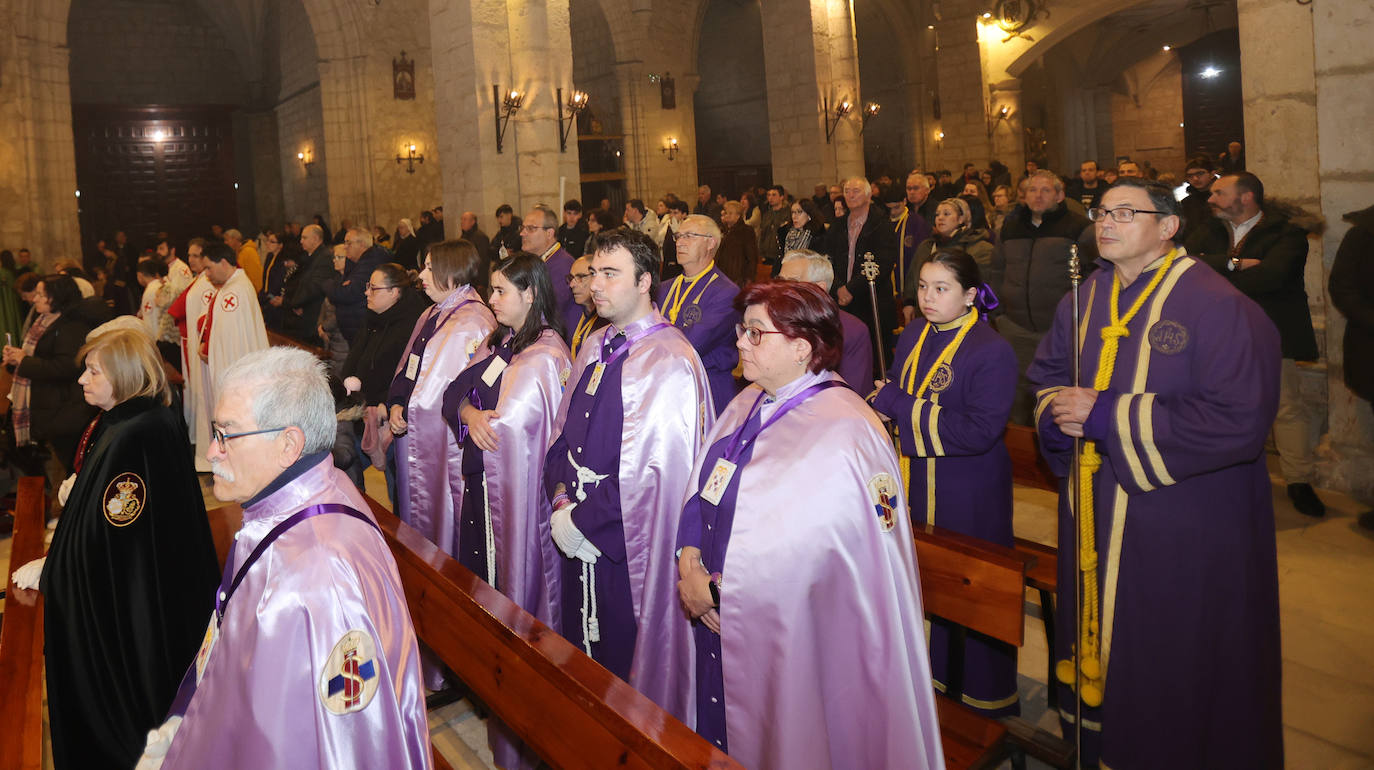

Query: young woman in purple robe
676;281;943;769
871;248;1021;717
441;252;571;770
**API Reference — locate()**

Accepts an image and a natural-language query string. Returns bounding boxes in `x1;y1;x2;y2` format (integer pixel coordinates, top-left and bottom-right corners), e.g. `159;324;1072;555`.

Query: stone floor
3;457;1372;768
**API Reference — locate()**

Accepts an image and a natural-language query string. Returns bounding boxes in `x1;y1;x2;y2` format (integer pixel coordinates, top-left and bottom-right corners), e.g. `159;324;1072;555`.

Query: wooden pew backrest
1004;424;1057;492
0;477;49;770
912;524;1026;647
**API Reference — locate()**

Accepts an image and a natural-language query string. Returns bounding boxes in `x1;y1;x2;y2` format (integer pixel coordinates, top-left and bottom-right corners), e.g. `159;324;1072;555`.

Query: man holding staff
1028;178;1284;768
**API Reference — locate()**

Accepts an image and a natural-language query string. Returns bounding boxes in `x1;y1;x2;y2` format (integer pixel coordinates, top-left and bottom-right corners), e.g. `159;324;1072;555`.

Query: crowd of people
7;137;1372;769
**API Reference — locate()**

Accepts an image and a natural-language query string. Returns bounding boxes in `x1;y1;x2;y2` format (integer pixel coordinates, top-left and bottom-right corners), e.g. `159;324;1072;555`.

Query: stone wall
1110;54;1187;178
67;0;247;106
694;0;771;174
275;0;328;227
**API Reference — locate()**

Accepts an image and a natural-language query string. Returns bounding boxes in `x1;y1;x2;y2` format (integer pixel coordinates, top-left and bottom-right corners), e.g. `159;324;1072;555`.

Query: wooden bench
208;499;740;769
913;524;1075;770
1005;423;1063;710
0;477;50;770
267;329;330;360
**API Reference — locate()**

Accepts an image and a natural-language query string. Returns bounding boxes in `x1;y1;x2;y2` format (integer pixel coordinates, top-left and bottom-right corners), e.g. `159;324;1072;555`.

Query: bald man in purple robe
140;348;429;770
778;249;874;391
1029;178;1283;768
544;229;713;726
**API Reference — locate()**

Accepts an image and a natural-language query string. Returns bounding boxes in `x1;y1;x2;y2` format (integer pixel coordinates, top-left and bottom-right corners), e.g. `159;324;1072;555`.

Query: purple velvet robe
896;206;933;293
838;308;875;391
161;457;430;769
541;245;579;339
1027;252;1284;768
442;328;571;770
389;286;495;556
655;265;742;413
677;371;943;769
872;312;1020;716
543;310;713;726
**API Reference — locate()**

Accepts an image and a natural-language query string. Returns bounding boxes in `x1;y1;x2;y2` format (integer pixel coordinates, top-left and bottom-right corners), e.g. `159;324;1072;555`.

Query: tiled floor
5;459;1372;768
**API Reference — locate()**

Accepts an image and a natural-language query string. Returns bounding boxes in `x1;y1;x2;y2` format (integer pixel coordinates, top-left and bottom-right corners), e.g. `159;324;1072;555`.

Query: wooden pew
267;329;330;360
0;477;50;770
208;500;740;770
912;524;1075;770
1004;424;1057;492
1004;422;1062;710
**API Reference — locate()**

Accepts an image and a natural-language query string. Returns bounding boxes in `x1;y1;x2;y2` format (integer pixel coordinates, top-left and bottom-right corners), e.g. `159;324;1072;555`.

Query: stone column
428;0;580;234
926;7;989;172
1238;0;1374;498
0;4;82;265
758;0;865;193
987;78;1024;181
1313;0;1374;499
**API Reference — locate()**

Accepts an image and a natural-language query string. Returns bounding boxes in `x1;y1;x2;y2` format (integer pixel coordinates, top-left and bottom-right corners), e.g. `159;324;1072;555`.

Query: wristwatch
1227;256;1241;272
708;572;722;608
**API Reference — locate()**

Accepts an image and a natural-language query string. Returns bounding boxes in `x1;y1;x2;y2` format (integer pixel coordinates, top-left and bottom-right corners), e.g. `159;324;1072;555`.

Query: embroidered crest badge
103;472;146;527
320;629;380;715
466;338;480;358
559;366;571;389
929;362;954;393
867;473;898;533
681;304;703;329
1148;319;1189;355
904;234;915;248
219;292;239;312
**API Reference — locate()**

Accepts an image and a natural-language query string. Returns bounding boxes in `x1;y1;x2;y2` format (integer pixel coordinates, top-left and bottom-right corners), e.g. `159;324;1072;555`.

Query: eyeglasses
210;423;286;447
519;224;554;233
565;272;592;285
734;324;787;346
674;231;712;243
1087;206;1169;223
364;284;397;293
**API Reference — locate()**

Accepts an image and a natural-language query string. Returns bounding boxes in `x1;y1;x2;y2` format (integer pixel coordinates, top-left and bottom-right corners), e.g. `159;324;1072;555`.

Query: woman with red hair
674;280;942;769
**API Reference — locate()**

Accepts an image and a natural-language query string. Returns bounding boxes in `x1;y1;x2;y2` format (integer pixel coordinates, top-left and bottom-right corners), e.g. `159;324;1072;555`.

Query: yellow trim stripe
931;679;1019;710
1115;394;1154;492
1131;258;1194;388
1057;708;1103;731
1137;392;1175;486
927;403;944;456
911;398;928;458
926;458;937;526
1100;485;1129;681
1034;386;1064;426
1078;280;1098;367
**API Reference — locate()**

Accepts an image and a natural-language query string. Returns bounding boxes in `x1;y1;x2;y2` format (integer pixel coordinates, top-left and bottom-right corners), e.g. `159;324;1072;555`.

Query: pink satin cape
162;457;431;769
456;328;572;770
686;373;944;769
552;309;714;726
394;286;496;555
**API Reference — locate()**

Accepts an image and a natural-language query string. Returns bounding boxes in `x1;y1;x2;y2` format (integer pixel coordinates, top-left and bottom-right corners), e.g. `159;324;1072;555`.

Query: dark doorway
1180;30;1244;161
694;0;772;193
72;105;238;253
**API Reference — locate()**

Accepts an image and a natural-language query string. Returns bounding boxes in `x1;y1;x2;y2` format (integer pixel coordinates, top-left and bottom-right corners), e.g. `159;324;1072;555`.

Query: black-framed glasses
674;231;712;243
734;324;787;346
210;423;286;447
364;283;397;293
1088;206;1169;223
565;272;592;285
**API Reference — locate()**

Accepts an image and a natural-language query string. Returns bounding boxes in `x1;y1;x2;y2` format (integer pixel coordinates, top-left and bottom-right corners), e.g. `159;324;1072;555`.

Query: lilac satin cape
551;310;714;725
161;457;431;769
681;372;943;769
450;329;572;770
394;286;496;555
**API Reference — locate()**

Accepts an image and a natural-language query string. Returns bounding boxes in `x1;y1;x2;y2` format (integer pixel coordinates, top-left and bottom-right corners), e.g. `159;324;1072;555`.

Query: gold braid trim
1055;248;1179;708
897;308;979;515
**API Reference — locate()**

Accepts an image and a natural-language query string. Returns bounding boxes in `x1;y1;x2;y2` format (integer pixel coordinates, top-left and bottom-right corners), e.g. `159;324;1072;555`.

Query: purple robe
442;328;571;770
389;286;496;556
655;265;741;413
1027;252;1283;768
871;312;1020;715
837;308;875;391
544;310;713;726
541;245;579;339
161;456;430;769
677;371;943;769
896;206;933;294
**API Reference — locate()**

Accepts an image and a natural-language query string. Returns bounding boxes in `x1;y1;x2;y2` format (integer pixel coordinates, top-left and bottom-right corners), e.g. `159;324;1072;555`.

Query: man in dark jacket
823;176;897;370
491;204;523;262
1191;171;1327;517
282;224;333;343
987;169;1097;424
1329;203;1374;529
557;199;589;258
325;227;389;344
1178;155;1219;246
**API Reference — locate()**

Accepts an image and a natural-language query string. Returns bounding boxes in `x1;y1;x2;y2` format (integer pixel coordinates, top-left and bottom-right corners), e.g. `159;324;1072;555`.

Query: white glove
11;557;44;591
573;537;602;565
134;716;183;770
58;473;77;507
343;376;362;394
551;504;585;558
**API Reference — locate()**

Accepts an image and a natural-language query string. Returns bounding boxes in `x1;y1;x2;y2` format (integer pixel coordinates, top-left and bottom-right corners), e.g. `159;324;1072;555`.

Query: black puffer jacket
340;288;430;404
988;204;1097;332
1330;204;1374;400
18;296;115;455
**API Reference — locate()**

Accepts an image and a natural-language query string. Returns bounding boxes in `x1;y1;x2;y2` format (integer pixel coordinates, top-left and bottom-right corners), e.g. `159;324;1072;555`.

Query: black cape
40;396;219;769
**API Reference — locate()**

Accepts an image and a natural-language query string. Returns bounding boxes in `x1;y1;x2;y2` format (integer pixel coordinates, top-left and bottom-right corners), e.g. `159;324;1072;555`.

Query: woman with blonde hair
11;326;218;768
